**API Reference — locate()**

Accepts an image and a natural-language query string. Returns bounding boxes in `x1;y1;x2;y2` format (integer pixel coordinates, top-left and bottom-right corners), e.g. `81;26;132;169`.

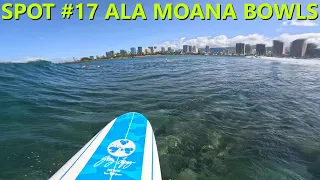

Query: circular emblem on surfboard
107;139;136;157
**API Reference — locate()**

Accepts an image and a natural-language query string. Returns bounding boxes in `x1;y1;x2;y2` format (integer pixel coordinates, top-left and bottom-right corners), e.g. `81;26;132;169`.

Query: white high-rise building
130;47;137;55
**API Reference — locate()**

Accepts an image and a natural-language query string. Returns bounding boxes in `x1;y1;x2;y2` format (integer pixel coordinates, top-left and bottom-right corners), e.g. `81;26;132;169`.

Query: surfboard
50;112;162;180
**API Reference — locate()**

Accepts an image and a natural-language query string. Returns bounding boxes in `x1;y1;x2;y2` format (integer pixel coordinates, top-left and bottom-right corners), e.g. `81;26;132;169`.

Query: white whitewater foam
246;56;320;67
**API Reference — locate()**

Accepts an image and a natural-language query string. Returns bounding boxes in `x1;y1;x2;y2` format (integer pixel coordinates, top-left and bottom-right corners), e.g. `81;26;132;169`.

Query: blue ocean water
0;56;319;180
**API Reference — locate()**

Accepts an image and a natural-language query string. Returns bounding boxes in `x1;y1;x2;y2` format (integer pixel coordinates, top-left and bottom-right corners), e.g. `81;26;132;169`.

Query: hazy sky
0;0;319;62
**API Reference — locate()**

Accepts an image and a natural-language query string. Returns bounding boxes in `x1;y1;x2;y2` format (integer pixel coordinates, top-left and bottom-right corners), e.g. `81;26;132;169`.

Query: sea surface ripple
0;56;319;180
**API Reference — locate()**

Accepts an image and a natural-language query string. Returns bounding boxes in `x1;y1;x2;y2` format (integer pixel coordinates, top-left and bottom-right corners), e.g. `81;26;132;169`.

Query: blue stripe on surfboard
75;112;147;180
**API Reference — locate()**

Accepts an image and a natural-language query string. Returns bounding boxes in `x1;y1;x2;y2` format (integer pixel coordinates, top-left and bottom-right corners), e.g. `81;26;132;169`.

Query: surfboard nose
122;112;145;117
119;112;148;121
50;111;161;180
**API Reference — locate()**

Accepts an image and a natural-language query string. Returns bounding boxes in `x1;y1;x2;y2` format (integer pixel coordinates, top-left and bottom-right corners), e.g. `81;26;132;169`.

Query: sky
0;0;319;62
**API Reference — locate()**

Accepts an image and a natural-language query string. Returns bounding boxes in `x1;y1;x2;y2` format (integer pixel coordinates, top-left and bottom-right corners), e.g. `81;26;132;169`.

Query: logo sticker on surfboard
107;139;136;157
93;139;136;177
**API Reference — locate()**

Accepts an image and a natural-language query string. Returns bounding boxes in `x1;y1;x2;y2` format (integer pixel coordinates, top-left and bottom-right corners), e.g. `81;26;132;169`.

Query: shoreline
57;54;167;64
56;54;241;65
56;54;319;65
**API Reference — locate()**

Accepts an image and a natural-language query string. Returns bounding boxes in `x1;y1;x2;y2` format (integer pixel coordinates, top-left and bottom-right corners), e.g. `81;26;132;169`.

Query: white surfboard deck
50;112;162;180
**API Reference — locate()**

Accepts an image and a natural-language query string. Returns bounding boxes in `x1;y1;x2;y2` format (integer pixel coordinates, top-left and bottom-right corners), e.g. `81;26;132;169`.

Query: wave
0;59;56;71
0;58;77;87
0;57;76;64
0;59;53;64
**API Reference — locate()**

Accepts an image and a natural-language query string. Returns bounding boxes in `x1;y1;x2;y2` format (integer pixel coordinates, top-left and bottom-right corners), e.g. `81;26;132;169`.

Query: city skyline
103;35;318;54
103;32;320;51
100;37;318;59
7;32;320;63
1;0;320;62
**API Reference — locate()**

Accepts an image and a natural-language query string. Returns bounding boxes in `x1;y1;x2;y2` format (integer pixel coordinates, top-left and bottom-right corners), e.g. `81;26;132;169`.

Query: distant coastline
57;53;250;65
57;53;319;65
58;53;184;64
57;54;165;64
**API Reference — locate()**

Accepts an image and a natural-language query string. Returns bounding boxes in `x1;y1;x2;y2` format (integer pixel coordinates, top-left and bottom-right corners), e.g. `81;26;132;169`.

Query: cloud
156;34;272;49
276;27;284;32
155;34;270;49
278;33;320;46
282;20;318;27
155;33;320;49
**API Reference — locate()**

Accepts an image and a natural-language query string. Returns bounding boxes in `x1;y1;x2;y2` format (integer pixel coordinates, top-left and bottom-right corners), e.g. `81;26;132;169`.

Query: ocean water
0;56;319;180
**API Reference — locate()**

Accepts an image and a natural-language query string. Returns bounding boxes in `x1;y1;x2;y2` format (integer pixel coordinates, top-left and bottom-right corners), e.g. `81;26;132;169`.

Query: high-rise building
266;48;272;56
106;51;110;57
266;47;272;56
245;44;251;55
272;40;284;56
252;49;256;55
138;47;143;54
161;47;166;53
314;49;320;58
192;46;196;53
188;46;192;52
130;47;137;55
148;46;154;54
256;44;266;56
305;43;318;58
205;46;210;53
290;39;307;57
145;48;151;54
210;48;224;54
183;45;188;53
224;47;236;55
120;50;127;55
109;51;114;57
236;43;245;55
168;47;172;52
